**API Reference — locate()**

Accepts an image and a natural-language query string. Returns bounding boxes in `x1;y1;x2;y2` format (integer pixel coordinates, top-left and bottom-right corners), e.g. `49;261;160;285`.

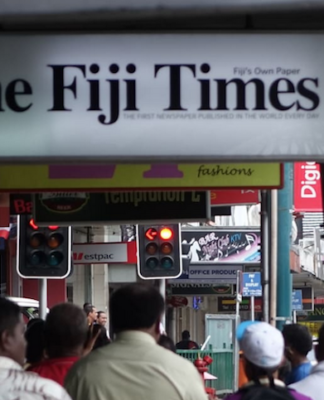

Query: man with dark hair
65;282;207;400
83;304;97;326
0;297;71;400
290;323;324;400
97;311;107;327
225;321;311;400
29;303;88;386
176;330;199;349
282;324;313;384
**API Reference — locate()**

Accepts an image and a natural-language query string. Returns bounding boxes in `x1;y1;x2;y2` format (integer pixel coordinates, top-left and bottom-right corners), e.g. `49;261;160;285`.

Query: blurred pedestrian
282;324;313;384
176;330;199;349
225;321;311;400
92;324;111;351
0;297;71;400
65;282;207;400
84;304;97;326
290;323;324;400
97;311;107;327
25;318;45;370
158;334;177;353
28;303;89;386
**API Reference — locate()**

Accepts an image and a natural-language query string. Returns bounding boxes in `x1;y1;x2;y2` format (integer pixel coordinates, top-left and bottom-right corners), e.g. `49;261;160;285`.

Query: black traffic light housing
17;215;72;279
137;224;182;279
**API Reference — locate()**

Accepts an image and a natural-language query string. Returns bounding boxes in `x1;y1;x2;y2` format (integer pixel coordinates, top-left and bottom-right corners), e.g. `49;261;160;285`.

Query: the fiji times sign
31;191;209;225
0;34;324;162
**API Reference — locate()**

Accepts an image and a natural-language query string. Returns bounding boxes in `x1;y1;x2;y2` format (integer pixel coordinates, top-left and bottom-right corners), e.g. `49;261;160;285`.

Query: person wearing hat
225;321;312;400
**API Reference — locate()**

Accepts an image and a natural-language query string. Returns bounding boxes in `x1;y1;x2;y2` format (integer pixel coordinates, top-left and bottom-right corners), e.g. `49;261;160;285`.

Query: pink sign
294;162;322;212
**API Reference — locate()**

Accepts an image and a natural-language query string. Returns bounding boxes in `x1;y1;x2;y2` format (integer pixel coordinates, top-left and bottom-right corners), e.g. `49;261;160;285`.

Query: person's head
83;302;91;310
315;323;324;362
110;283;164;341
237;321;284;381
92;324;110;351
158;334;176;353
25;318;45;364
84;304;97;324
97;311;107;327
182;330;190;340
282;324;313;364
0;297;26;366
44;303;88;359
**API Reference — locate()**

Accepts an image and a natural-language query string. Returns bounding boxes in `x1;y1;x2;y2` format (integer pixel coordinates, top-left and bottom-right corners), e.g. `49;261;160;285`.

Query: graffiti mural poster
181;228;261;264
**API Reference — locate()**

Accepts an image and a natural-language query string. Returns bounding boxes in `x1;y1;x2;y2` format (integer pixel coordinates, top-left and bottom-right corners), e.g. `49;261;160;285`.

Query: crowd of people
0;282;323;400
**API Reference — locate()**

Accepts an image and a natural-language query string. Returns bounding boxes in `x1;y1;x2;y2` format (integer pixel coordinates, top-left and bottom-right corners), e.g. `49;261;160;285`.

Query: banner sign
242;272;262;297
176;265;242;284
1;163;281;191
73;242;136;264
294;162;322;212
0;34;324;162
293;286;313;311
29;191;209;224
218;296;262;312
168;283;232;295
210;190;259;206
292;290;303;311
181;228;261;264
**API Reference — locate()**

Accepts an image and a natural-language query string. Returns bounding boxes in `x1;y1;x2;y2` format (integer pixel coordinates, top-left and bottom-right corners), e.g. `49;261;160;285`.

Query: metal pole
159;279;166;332
277;163;293;330
270;189;278;326
38;278;47;320
292;310;297;323
234;270;241;392
261;190;270;323
251;296;255;321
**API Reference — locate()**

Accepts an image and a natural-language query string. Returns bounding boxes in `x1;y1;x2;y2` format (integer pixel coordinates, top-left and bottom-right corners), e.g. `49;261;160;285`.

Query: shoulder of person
23;371;71;400
288;389;313;400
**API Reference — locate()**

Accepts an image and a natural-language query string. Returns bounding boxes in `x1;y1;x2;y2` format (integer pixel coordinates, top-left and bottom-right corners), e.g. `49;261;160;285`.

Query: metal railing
177;348;234;395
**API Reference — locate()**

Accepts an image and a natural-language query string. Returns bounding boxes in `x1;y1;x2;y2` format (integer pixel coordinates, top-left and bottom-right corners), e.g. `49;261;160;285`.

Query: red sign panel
294;162;322;212
210;190;259;206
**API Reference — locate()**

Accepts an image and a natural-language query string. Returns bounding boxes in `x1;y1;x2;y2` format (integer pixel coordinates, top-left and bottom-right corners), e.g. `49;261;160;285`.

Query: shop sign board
168;283;232;295
0;35;323;162
73;242;136;264
10;191;210;223
210;190;259;206
181;228;261;264
2;163;281;191
32;191;210;225
218;297;262;312
294;162;322;212
176;265;242;284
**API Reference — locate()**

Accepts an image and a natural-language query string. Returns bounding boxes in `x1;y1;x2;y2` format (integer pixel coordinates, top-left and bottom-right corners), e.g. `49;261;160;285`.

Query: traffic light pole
39;278;47;320
159;279;166;332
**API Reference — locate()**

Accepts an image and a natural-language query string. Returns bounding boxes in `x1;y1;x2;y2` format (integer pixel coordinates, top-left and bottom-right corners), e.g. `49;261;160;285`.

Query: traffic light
17;215;72;278
137;224;182;279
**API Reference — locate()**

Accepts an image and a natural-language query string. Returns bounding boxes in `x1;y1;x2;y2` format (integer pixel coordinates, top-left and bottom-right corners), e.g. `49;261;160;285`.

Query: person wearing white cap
224;321;312;400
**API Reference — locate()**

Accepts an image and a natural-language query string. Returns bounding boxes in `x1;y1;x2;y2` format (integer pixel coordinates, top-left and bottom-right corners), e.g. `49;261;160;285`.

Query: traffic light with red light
136;224;182;279
16;215;72;278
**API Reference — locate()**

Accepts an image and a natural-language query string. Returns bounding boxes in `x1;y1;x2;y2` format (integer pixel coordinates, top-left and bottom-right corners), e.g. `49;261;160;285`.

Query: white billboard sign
0;34;324;162
73;243;128;264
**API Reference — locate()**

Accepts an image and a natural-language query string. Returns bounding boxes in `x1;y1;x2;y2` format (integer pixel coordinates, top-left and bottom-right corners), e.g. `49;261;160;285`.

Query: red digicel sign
294;162;322;212
210;190;259;206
